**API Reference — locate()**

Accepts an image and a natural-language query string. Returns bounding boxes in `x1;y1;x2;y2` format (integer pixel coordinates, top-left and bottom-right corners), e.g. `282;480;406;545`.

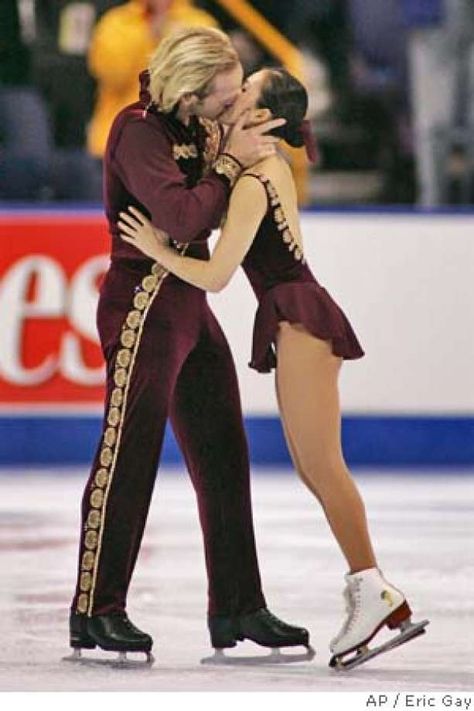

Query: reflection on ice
0;468;473;691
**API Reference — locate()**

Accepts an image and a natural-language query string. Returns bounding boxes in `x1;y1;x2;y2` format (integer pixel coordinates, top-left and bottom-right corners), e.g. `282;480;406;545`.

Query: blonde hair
148;27;239;112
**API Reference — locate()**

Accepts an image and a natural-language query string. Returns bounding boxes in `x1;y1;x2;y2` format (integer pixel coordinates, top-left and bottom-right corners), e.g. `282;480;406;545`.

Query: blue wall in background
1;415;473;468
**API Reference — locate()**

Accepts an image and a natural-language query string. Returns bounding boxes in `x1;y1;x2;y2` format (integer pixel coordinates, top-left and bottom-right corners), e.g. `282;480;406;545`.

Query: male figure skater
69;26;311;662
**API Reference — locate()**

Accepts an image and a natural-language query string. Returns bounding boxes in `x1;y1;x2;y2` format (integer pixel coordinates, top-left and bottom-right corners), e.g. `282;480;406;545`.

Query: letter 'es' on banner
0;212;110;407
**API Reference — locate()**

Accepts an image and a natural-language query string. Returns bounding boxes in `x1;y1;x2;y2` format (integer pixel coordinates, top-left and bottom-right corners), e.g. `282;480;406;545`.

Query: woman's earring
248;109;272;126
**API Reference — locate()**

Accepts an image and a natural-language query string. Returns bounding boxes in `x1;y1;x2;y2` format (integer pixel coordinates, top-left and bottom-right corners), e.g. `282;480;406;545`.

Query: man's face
193;63;244;123
222;69;270;126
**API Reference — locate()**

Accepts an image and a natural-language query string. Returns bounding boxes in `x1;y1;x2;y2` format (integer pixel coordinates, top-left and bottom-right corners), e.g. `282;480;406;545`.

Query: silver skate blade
62;648;155;669
201;645;316;666
331;618;430;672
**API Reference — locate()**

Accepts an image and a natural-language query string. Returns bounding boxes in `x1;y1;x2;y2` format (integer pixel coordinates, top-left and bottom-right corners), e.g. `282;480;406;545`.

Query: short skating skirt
249;281;365;373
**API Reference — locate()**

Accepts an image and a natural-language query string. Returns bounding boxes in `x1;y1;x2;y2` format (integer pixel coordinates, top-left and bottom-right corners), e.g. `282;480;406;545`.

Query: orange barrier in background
214;0;309;204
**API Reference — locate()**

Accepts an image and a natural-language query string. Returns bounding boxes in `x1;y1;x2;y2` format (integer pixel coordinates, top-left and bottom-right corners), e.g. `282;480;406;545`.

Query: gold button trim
80;572;92;592
142;274;158;292
117;348;131;368
95;468;109;488
114;367;127;388
77;262;167;616
85;530;99;550
104;427;117;447
151;262;166;277
90;488;104;509
110;388;123;408
77;594;89;614
99;447;113;467
133;291;149;310
87;509;101;530
82;551;95;571
126;310;141;329
121;329;136;348
108;407;120;427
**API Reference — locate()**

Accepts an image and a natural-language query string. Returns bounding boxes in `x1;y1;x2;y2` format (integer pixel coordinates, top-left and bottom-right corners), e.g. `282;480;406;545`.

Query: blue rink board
0;415;473;467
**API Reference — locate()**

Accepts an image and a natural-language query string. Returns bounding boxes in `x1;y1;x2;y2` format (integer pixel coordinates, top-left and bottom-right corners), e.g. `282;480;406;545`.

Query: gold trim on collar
199;118;221;175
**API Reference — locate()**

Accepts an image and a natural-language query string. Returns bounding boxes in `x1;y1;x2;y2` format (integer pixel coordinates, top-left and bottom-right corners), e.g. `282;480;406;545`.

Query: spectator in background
344;0;415;202
33;3;126;139
0;0;52;200
196;1;333;123
251;0;348;103
30;1;122;200
403;0;474;205
87;0;219;159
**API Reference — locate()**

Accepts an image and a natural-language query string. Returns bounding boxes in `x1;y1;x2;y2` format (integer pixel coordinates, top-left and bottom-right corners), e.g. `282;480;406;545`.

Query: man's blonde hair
148;27;239;112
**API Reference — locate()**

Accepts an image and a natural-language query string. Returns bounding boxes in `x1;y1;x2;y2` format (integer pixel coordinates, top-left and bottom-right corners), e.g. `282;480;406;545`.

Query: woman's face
219;69;270;126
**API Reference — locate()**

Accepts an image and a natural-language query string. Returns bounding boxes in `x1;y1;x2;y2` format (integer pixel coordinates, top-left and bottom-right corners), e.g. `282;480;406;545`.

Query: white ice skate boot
329;567;429;670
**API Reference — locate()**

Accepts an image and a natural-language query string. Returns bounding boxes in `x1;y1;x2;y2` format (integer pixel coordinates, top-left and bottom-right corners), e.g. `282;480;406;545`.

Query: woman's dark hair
257;68;308;148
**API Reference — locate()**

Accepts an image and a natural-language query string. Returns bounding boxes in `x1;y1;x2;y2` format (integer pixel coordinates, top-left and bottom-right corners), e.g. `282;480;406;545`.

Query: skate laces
333;581;361;644
264;610;280;624
113;613;137;632
261;609;287;629
258;609;300;632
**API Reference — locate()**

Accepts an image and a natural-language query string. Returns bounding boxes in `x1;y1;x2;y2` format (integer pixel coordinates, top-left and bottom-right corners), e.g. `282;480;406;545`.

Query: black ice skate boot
67;611;154;666
236;608;310;648
203;608;315;665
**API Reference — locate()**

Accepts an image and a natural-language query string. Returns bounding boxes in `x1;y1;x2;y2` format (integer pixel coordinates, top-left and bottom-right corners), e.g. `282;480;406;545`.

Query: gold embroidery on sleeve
173;143;198;161
199;118;221;175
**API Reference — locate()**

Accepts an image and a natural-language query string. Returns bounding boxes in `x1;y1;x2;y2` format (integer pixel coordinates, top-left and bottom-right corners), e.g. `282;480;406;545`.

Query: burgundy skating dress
241;173;365;372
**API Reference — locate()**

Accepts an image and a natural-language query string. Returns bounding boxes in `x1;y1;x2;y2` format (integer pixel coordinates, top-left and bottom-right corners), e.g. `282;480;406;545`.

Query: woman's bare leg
275;322;376;572
275;378;324;505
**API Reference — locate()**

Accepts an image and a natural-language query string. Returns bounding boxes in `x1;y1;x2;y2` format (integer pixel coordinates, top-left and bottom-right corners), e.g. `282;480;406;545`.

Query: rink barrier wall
1;206;473;468
0;415;473;467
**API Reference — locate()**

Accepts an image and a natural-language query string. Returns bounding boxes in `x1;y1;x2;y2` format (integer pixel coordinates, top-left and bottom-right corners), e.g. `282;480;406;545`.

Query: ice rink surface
0;468;473;695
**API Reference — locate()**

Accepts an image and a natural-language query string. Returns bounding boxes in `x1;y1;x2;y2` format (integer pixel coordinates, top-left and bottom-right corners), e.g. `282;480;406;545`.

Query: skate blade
201;645;316;666
62;648;155;669
331;618;430;671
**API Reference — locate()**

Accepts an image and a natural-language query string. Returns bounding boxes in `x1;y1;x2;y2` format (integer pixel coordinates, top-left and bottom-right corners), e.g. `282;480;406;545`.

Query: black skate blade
62;648;155;669
331;618;430;671
201;645;316;666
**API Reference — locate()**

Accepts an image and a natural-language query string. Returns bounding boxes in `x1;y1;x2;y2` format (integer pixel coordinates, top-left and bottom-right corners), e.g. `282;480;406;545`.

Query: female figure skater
118;68;428;669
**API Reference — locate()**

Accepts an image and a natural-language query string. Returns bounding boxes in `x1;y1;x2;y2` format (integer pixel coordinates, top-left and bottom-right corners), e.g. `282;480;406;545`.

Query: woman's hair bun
281;121;305;148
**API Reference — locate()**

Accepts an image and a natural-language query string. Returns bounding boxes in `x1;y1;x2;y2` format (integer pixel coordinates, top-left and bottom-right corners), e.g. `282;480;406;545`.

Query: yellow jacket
87;0;218;157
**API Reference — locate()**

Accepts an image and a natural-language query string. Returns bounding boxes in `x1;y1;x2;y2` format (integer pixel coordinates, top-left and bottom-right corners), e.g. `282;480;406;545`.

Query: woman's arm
118;175;267;292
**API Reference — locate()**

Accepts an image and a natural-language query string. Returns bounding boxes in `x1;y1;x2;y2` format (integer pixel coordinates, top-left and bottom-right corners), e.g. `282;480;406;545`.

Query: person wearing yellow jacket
87;0;218;158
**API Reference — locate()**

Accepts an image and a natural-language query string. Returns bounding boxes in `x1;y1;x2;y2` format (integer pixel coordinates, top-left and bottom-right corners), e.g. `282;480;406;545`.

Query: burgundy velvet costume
71;73;265;618
241;173;364;372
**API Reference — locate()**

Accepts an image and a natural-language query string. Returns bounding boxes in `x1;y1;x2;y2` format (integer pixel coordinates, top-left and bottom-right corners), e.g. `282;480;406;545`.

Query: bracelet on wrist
213;153;242;187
